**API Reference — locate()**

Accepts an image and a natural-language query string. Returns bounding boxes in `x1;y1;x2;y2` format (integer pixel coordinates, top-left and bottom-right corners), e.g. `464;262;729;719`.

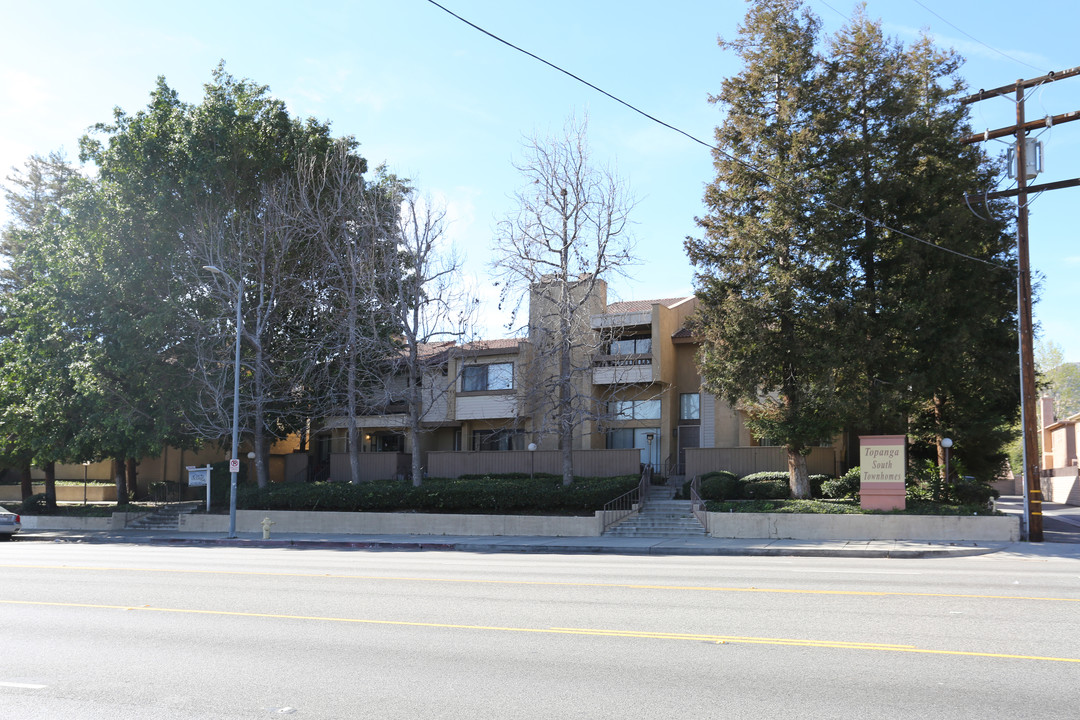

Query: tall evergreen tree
690;1;1019;488
816;11;1018;477
687;0;847;498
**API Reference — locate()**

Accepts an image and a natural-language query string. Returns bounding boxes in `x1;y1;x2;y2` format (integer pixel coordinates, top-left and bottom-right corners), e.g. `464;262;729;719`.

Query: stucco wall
704;512;1019;541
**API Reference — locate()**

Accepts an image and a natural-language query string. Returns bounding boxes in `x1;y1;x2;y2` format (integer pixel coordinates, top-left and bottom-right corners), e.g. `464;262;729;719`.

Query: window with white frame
462;362;513;392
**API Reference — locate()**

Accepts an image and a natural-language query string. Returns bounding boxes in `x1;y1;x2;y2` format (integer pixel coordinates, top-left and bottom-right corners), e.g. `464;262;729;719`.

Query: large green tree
689;0;1019;492
814;10;1018;479
0;158;99;506
79;64;354;489
686;0;847;498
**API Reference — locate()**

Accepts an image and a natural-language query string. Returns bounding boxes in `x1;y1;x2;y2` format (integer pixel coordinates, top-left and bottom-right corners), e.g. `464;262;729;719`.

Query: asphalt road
2;543;1078;719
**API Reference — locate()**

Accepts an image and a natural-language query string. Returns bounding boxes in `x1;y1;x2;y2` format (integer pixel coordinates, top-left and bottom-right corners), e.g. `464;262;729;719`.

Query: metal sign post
186;465;213;512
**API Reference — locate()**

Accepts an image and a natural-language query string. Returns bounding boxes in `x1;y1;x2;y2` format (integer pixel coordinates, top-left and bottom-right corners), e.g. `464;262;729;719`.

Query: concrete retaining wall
19;513;143;531
705;512;1019;541
178;510;605;537
20;508;1017;541
0;485;117;502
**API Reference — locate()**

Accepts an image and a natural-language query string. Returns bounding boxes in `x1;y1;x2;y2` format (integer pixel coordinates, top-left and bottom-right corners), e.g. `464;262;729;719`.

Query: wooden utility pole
960;66;1080;542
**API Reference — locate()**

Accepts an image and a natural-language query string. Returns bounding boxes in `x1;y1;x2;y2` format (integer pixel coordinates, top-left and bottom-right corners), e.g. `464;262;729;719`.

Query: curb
13;533;1002;558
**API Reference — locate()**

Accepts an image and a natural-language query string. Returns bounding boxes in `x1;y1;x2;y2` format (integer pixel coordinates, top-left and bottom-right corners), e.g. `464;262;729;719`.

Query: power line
909;0;1044;73
424;0;1012;271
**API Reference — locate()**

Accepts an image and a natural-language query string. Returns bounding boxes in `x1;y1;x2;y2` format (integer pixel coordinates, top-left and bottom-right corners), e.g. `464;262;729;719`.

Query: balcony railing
592;353;652;367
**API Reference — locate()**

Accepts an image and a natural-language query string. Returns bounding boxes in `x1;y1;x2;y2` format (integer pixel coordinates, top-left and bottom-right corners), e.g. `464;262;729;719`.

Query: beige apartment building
314;276;781;481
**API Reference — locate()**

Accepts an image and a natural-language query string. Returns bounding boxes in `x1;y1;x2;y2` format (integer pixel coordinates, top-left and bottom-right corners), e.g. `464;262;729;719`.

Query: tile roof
415;341;456;360
606;297;693;314
458;338;524;352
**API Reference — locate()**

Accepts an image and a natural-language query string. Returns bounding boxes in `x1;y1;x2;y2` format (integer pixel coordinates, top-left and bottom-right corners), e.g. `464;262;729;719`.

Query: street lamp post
204;265;242;538
941;437;953;501
646;432;655;477
528;442;537;480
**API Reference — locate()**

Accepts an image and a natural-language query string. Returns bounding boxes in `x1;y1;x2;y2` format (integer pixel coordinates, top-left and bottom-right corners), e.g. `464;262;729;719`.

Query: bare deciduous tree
382;192;476;485
491;115;636;485
181;176;310;489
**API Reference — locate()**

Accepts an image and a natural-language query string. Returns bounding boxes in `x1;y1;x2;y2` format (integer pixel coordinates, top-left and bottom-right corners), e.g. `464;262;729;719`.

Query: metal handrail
602;466;651;532
689;475;709;534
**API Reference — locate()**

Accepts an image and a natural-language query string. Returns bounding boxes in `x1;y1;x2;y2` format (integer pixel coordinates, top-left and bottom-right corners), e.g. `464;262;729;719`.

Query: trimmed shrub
17;493;50;516
809;474;830;498
822;467;861;499
699;471;741;501
741;479;791;500
950;477;999;507
739;471;790;484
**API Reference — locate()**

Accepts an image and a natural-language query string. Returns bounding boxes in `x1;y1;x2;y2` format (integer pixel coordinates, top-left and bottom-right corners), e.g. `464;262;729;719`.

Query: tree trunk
113;457;127;507
126;457;139;500
20;462;33;501
559;273;573;486
410;418;423;488
787;449;811;499
253;428;268;489
251;337;270;488
43;461;58;512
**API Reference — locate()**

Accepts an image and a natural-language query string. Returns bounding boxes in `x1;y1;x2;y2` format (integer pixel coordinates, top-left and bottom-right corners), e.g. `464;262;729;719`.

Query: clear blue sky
2;0;1077;360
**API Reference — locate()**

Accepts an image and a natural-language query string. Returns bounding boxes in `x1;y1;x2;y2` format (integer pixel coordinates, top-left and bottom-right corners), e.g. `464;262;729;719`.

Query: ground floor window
472;429;526;451
606;427;661;469
371;433;404;452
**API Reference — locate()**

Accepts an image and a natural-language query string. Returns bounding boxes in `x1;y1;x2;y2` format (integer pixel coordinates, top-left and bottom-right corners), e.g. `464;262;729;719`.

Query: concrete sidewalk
8;527;1055;558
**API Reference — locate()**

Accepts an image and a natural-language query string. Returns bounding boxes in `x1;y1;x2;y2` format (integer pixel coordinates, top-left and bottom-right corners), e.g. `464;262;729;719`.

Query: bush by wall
209;460;250;509
696;471;793;501
822;467;861;499
236;475;639;515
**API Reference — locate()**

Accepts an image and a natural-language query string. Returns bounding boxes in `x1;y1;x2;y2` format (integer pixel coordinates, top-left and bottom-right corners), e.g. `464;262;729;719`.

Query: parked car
0;506;20;539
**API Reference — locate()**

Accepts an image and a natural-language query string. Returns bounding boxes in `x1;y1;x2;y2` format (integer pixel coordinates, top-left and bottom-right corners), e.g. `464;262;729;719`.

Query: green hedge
822;468;861;499
696;471;792;501
237;475;639;515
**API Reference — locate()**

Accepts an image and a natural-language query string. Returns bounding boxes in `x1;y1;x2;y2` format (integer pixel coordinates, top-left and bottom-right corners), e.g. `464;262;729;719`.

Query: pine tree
687;0;847;498
690;1;1019;489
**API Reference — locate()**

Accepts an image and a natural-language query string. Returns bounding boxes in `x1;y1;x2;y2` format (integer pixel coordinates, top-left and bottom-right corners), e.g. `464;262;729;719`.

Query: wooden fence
329;452;411;482
426;449;641;479
685;446;839;479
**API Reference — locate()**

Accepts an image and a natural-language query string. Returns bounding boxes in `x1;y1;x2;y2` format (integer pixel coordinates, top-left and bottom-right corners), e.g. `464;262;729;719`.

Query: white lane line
0;682;48;689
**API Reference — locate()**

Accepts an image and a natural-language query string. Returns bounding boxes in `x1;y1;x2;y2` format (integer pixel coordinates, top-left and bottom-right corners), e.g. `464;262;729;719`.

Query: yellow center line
0;563;1075;603
2;599;1077;664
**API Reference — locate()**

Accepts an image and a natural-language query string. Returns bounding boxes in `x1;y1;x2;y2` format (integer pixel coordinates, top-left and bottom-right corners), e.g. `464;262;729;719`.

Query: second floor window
462;362;513;392
610;398;662;420
608;336;652;356
680;393;700;421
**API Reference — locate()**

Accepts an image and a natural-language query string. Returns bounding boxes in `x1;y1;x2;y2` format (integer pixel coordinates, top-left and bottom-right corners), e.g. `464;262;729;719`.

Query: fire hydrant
261;516;275;540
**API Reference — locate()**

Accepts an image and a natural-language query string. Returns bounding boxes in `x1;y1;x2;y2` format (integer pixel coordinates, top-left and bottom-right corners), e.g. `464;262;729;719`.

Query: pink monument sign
860;435;906;511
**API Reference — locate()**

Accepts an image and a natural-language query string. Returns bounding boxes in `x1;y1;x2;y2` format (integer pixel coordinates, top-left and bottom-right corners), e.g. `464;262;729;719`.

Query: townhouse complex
313;276;810;482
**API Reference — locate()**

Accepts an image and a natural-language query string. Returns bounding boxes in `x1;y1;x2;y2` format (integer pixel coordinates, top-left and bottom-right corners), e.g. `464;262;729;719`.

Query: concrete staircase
126;502;201;531
604;483;707;538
